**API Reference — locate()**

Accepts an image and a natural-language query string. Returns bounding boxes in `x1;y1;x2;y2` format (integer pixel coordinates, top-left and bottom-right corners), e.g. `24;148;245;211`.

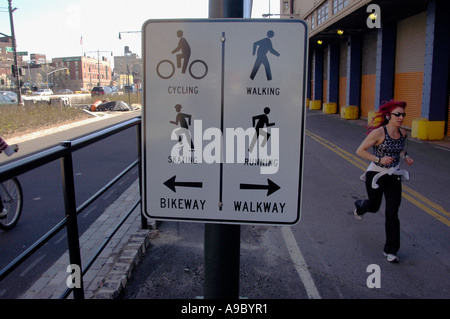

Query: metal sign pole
204;224;241;299
203;0;243;300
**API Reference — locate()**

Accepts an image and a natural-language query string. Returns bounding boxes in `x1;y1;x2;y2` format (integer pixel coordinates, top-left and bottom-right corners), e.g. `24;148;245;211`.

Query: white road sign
142;19;308;225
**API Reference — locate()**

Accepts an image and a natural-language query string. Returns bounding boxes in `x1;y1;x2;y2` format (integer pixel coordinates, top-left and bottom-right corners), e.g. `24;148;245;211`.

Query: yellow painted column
412;118;445;140
322;102;337;114
309;100;322;110
340;105;359;119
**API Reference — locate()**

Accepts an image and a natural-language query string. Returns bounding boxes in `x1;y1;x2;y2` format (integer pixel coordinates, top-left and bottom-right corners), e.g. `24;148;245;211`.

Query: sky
0;0;280;67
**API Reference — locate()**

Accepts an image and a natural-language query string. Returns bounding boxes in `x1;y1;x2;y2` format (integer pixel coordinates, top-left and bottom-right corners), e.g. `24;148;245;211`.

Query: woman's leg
383;175;402;254
355;171;383;215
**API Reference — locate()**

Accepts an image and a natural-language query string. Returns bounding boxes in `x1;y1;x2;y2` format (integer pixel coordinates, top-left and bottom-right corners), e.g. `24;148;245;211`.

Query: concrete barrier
412;118;445;140
340;105;359;120
309;100;322;110
322;102;337;114
22;94;91;106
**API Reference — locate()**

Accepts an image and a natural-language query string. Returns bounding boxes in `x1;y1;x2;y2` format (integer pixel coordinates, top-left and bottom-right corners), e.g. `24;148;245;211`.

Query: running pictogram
249;107;275;152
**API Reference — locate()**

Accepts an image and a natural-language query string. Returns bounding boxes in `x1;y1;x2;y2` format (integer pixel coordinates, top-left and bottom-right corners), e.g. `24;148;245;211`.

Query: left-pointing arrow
164;175;203;193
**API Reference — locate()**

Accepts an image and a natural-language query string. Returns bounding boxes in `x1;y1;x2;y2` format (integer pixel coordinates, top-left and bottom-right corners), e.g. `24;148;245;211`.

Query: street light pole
262;13;301;18
118;30;142;96
7;0;21;104
46;68;69;90
118;31;141;40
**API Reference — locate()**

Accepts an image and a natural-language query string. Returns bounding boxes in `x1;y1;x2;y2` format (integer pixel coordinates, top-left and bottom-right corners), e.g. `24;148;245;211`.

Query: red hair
366;100;407;133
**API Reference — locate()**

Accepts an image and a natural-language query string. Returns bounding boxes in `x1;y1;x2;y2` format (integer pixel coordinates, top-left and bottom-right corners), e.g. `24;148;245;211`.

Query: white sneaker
0;208;7;219
383;252;399;263
354;209;363;221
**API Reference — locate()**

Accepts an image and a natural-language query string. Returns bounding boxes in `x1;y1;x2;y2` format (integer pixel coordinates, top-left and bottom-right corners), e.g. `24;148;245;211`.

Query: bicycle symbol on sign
156;30;208;80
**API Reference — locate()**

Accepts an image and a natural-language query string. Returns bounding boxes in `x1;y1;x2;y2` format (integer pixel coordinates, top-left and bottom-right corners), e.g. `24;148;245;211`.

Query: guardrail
0;116;144;299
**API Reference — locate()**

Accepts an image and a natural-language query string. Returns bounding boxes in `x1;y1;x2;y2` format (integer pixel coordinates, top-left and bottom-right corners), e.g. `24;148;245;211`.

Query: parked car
109;86;119;95
56;89;73;94
0;91;18;102
124;85;136;93
91;86;112;96
21;87;32;95
0;94;15;105
33;89;53;96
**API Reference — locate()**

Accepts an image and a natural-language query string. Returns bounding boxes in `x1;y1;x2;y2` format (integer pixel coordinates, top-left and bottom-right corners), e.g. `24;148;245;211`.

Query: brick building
52;56;113;92
0;36;23;88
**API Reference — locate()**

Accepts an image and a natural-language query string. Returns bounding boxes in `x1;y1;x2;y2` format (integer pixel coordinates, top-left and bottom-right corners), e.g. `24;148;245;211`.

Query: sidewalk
21;179;158;299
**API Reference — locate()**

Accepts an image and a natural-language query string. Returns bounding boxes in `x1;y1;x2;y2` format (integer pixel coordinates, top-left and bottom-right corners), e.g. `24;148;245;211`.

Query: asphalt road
0;110;141;298
120;109;450;300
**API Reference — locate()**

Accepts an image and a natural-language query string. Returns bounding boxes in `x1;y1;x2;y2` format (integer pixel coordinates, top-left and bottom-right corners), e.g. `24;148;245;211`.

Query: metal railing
0;116;143;299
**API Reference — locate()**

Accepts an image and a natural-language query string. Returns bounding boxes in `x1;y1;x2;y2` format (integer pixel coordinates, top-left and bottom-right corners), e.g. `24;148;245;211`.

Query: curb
21;179;158;299
90;227;159;299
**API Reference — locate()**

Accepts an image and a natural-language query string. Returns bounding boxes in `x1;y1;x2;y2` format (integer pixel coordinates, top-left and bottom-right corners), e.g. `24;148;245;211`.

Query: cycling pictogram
156;30;208;80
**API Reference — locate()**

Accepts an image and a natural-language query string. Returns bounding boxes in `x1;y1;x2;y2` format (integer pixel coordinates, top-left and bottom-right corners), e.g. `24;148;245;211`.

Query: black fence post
60;141;84;299
136;117;147;229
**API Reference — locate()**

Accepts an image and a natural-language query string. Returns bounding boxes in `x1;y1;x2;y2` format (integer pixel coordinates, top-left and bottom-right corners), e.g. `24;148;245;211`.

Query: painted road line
402;186;450;217
306;130;367;171
281;226;321;299
306;130;450;227
401;191;450;227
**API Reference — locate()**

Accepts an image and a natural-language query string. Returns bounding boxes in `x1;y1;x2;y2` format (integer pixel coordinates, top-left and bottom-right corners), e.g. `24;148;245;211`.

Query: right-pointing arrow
240;179;280;196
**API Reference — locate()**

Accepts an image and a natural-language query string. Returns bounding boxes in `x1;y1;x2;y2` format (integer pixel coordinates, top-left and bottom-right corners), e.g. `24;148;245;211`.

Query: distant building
52;56;113;91
114;46;142;90
1;38;114;92
0;36;23;88
30;53;47;65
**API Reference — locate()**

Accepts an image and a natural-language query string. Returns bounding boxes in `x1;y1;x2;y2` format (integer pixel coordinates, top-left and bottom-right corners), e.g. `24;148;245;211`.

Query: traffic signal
10;65;24;76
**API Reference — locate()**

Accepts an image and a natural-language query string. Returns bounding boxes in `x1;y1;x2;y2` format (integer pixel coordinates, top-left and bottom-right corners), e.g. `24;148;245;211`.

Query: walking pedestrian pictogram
250;30;280;81
156;30;208;80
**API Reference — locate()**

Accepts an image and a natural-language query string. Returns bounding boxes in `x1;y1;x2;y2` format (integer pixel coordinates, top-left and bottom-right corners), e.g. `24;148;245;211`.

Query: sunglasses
391;112;406;117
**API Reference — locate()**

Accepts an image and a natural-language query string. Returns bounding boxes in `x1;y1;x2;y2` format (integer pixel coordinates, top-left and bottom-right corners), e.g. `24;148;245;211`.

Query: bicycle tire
189;60;208;79
156;60;175;79
0;178;23;230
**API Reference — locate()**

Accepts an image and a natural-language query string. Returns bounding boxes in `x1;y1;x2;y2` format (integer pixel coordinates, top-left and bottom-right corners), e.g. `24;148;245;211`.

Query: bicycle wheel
0;178;23;230
189;60;208;79
156;60;175;79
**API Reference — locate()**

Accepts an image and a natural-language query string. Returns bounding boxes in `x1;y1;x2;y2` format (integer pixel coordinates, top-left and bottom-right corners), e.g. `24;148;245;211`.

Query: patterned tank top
373;126;405;168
